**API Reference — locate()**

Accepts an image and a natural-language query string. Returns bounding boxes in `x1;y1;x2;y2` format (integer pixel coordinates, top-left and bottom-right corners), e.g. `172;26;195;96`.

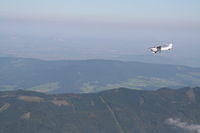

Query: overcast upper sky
0;0;200;60
1;0;200;22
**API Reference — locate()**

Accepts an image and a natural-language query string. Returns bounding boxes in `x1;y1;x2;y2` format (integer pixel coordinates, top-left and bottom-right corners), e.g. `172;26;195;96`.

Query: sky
1;0;200;22
0;0;200;61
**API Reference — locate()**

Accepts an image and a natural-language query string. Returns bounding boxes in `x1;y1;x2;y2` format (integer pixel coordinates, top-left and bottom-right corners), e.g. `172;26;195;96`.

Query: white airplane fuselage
150;43;173;53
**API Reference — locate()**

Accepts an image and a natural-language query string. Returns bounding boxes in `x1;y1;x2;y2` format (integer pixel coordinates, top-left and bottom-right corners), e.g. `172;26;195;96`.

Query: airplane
149;43;173;53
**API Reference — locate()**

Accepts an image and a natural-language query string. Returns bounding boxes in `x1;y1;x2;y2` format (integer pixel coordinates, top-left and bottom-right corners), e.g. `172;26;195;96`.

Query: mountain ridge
0;87;200;133
1;57;200;93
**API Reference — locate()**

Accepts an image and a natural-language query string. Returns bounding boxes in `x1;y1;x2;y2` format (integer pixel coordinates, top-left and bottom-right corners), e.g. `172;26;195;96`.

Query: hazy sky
0;0;200;60
1;0;200;22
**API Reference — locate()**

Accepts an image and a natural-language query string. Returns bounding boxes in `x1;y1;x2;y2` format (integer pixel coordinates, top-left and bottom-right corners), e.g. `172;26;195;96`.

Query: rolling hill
0;87;200;133
0;57;200;93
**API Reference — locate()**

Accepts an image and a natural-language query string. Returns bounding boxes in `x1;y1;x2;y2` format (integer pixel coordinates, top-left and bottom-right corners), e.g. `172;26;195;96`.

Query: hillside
0;87;200;133
0;57;200;93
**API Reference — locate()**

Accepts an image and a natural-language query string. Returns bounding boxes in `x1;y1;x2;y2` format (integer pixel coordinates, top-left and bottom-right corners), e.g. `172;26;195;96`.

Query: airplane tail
168;43;173;49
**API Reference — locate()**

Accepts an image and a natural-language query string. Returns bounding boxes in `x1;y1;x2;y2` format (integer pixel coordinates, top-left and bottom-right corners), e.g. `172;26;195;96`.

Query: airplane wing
156;46;162;49
156;46;162;53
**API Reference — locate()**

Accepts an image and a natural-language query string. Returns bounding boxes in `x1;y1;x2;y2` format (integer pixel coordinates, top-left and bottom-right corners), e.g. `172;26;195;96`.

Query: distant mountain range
0;87;200;133
0;57;200;93
115;54;200;67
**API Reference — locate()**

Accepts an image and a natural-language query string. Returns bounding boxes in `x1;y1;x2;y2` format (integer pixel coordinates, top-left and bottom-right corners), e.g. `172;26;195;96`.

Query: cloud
166;118;200;133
